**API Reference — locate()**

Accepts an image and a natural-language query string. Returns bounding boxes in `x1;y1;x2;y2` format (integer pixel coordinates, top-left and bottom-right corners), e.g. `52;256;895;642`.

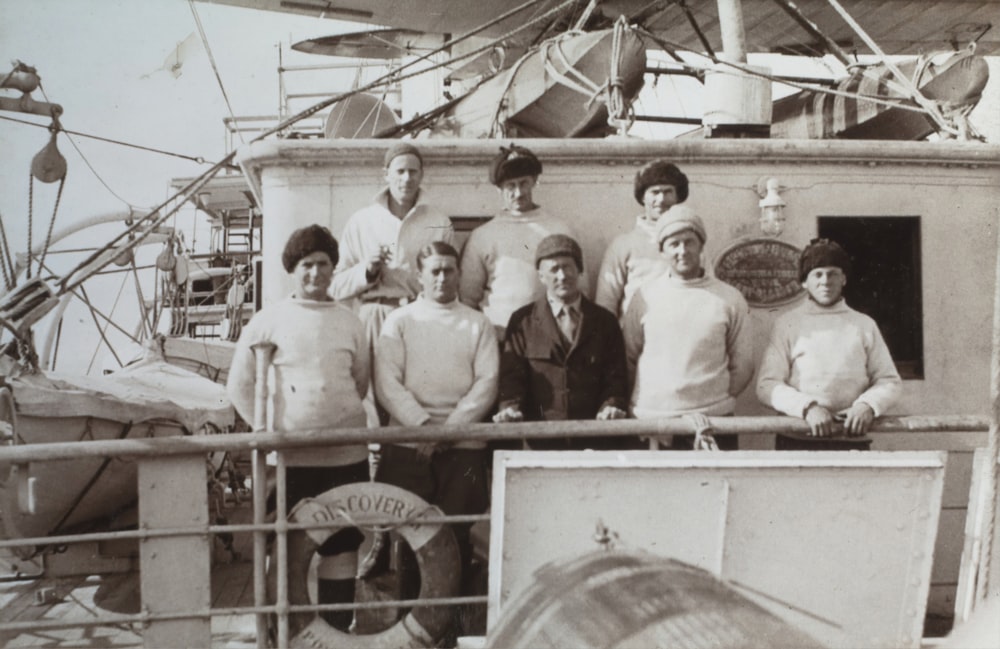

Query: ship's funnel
703;64;772;138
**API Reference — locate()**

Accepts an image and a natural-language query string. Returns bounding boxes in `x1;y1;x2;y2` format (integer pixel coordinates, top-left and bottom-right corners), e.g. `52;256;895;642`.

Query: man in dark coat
494;234;633;450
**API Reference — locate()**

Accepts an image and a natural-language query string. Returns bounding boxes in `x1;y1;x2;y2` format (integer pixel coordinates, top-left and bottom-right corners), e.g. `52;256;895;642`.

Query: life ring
272;481;461;649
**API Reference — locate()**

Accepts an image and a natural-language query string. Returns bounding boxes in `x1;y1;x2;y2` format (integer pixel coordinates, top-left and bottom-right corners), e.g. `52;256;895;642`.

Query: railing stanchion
250;342;275;649
275;451;289;647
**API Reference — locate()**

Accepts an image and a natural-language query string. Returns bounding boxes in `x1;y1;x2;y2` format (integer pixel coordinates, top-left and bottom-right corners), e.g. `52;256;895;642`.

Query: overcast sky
0;0;373;371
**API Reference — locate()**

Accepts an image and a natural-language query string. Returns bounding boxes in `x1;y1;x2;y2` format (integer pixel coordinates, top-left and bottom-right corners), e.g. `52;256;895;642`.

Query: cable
58;0;581;295
635;29;942;116
677;0;717;62
0;114;209;163
0;208;13;290
189;0;244;146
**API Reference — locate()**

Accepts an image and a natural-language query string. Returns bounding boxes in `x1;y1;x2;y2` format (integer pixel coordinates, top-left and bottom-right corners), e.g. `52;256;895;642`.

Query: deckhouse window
450;215;491;251
817;216;923;380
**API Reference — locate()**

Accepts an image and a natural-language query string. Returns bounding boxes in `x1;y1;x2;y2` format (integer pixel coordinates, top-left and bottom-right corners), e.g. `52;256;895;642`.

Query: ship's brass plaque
714;238;802;306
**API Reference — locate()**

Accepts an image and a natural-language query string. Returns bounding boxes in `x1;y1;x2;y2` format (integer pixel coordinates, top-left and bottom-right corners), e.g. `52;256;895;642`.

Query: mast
716;0;747;64
703;0;770;137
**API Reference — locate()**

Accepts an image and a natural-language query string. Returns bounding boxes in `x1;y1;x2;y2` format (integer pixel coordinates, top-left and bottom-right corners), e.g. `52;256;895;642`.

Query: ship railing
0;414;989;648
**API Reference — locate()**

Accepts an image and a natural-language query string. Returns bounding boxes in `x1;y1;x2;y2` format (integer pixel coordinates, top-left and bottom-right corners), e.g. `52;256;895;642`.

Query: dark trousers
775;433;872;451
268;462;370;554
375;445;490;571
669;433;739;450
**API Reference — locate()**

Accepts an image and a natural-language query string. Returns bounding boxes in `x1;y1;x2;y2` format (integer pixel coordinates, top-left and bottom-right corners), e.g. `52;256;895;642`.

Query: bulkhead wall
237;138;1000;419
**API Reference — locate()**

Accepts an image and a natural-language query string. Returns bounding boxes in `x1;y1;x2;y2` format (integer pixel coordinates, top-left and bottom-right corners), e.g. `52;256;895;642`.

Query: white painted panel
490;450;945;649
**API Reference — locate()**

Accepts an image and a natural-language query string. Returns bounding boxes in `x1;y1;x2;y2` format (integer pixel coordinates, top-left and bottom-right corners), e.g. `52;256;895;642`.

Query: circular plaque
714;238;803;307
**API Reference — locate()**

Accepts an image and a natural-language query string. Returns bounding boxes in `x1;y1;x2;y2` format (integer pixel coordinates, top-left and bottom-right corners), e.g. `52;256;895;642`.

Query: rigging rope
635;28;953;117
606;17;632;130
0;210;14;291
823;0;961;137
677;0;717;62
189;0;244;146
82;276;127;373
51;0;579;298
131;256;152;340
0;114;209;164
37;176;66;277
26;174;35;279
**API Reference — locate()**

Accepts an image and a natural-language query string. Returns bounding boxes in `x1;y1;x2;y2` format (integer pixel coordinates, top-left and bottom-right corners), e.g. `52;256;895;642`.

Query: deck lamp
758;177;786;237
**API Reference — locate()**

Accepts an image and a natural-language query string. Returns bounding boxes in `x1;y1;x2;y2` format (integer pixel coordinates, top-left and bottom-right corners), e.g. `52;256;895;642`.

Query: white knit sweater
459;206;585;330
375;297;498;448
594;215;666;322
227;298;369;466
756;299;902;417
624;273;754;417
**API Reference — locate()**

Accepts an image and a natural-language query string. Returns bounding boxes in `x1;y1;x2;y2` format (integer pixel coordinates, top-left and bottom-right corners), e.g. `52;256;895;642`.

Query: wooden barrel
486;550;825;649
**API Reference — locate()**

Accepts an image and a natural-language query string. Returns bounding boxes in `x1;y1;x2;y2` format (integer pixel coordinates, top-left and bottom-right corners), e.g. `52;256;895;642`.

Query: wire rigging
189;0;245;146
0;114;209;164
58;0;581;297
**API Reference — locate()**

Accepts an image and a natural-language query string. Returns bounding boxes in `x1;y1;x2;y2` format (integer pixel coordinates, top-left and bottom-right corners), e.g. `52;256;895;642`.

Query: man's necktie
558;305;578;343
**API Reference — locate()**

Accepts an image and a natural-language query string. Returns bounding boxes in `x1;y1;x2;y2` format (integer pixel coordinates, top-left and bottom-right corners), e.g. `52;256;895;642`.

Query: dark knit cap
281;224;339;273
383;142;423;168
633;160;689;205
535;234;583;271
490;144;542;186
799;238;851;282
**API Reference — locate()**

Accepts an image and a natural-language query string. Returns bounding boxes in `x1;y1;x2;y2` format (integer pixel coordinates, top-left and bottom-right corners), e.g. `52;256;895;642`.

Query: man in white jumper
459;144;584;337
373;241;498;591
623;205;754;450
227;224;369;630
595;159;687;323
756;238;902;450
332;143;454;424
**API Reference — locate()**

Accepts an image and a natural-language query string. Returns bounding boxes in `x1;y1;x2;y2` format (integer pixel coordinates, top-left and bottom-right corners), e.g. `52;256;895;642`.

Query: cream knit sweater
227;298;369;466
756;299;902;417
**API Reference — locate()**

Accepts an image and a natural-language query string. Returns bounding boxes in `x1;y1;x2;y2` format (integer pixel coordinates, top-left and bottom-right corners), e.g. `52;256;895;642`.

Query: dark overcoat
499;296;629;436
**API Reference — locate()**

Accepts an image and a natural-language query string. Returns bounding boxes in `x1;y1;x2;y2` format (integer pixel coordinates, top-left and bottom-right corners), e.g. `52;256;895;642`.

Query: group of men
226;142;903;633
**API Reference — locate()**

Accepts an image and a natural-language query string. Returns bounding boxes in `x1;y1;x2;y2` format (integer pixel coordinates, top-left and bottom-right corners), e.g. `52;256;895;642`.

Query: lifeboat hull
430;27;647;139
0;359;233;554
771;49;989;140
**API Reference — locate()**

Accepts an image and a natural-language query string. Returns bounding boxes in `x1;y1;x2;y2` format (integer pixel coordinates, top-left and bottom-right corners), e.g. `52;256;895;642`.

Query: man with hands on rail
756;238;902;450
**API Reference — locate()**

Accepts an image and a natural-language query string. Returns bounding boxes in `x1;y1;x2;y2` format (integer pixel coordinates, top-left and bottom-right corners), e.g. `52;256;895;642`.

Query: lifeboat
771;48;990;140
0;353;233;552
428;25;647;139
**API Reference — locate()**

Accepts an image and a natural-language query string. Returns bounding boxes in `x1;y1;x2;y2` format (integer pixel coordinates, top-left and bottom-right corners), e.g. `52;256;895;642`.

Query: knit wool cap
655;204;707;248
383;142;423;168
535;234;583;271
634;160;689;205
490;144;542;186
799;238;851;282
281;224;339;273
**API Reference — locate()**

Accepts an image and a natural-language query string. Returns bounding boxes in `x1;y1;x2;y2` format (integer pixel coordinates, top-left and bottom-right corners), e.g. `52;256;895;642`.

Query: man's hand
365;246;392;282
804;403;834;437
683;413;719;451
493;406;524;423
840;402;875;436
596;406;627;420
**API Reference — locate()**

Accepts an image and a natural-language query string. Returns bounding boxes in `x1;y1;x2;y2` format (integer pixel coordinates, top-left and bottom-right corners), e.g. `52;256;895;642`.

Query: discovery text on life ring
276;481;461;649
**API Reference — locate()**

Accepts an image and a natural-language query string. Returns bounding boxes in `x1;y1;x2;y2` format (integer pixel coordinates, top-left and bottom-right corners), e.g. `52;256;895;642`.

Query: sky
0;0;377;372
1;0;997;373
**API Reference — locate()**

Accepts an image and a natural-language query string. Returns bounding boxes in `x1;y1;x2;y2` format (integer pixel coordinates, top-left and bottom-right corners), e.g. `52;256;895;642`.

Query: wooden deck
0;503;258;648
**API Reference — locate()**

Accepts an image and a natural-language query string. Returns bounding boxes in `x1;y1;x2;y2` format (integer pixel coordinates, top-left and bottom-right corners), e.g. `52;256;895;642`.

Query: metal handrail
0;414;987;465
0;413;990;644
